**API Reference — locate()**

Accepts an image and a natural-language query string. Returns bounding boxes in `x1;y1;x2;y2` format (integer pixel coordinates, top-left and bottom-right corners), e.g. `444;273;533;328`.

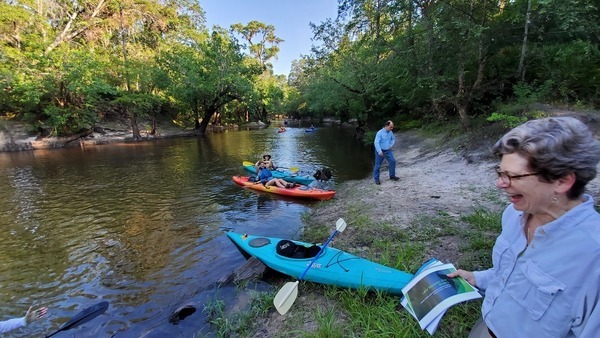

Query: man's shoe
390;176;400;181
375;179;381;185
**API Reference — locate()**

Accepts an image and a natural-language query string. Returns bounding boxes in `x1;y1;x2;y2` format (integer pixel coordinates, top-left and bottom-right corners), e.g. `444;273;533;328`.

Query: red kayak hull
232;176;335;201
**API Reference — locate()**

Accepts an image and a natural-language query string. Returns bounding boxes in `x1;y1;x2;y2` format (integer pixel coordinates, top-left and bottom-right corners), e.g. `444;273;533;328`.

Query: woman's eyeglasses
495;167;539;186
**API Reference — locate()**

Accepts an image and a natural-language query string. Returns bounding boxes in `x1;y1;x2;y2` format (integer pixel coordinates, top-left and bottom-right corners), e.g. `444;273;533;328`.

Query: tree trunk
374;0;382;63
197;108;216;135
455;57;469;124
259;105;268;122
471;0;489;94
130;111;141;140
119;6;131;92
62;128;93;145
44;0;107;55
193;99;200;130
417;0;436;77
150;117;156;135
517;0;532;81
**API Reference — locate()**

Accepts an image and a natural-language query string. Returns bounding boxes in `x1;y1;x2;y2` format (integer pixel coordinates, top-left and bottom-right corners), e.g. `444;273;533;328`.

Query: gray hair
492;116;600;199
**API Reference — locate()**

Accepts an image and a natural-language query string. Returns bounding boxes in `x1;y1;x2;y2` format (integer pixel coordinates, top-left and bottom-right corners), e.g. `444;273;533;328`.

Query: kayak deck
232;176;335;201
242;165;314;186
226;232;413;294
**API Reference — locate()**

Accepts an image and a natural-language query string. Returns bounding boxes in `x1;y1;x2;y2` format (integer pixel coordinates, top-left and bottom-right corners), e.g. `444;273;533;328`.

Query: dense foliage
1;0;598;137
0;0;285;136
290;0;600;126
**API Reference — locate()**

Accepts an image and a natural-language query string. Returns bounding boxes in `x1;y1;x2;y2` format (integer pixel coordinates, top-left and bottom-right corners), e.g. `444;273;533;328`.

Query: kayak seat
276;240;321;259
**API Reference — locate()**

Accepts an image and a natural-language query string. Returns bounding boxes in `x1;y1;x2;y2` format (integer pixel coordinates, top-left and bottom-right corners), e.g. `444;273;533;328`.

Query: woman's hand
447;269;477;287
25;306;47;325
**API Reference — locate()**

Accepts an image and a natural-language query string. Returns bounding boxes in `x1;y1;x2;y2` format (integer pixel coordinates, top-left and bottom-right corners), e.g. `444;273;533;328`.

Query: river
0;125;373;337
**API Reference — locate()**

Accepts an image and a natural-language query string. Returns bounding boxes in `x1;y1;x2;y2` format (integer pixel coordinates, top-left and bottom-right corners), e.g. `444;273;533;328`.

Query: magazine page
401;262;481;331
401;296;445;335
401;259;445;335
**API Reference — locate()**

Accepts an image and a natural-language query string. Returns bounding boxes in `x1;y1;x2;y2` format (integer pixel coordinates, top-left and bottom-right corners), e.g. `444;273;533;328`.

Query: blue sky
200;0;339;76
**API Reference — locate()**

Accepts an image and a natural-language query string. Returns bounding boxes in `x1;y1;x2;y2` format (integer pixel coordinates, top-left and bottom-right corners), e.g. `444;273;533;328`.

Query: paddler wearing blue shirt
257;161;293;189
373;120;400;185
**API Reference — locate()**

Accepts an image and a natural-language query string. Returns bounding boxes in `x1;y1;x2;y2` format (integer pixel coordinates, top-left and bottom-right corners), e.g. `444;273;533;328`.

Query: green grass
203;202;504;337
202;289;276;338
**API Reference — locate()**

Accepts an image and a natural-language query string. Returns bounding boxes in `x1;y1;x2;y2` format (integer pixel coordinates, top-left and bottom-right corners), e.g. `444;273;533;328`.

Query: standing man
373;120;400;185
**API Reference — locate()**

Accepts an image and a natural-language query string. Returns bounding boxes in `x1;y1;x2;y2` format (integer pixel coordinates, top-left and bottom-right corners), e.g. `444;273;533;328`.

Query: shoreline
0;119;207;152
243;130;506;337
235;126;600;337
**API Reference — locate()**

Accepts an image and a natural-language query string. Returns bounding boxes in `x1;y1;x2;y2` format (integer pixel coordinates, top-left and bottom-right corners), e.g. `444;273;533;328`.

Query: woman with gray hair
449;116;600;337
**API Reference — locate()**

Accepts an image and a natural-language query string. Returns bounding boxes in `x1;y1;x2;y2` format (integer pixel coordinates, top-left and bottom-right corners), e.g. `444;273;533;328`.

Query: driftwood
62;128;93;145
217;256;267;284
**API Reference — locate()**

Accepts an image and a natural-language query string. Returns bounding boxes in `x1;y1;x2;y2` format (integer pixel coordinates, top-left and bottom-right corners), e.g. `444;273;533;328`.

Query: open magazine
401;258;482;335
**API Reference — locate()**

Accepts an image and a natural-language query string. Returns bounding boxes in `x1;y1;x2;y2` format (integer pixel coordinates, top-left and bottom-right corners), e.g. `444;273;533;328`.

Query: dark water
0;125;372;337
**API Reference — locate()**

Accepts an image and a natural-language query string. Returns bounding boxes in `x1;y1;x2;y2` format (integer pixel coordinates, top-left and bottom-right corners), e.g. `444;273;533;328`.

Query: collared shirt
374;127;395;153
473;194;600;337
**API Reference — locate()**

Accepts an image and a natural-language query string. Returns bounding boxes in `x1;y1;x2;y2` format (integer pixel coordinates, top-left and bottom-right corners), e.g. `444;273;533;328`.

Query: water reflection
0;126;372;336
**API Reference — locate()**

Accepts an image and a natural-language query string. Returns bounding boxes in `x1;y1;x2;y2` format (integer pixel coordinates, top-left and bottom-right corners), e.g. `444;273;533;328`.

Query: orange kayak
232;176;335;201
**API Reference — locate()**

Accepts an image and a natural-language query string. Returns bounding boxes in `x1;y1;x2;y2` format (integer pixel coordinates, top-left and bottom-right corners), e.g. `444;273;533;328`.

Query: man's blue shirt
374;127;395;153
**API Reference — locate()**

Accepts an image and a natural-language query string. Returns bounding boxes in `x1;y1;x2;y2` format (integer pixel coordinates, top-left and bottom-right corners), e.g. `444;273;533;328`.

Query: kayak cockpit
276;239;321;259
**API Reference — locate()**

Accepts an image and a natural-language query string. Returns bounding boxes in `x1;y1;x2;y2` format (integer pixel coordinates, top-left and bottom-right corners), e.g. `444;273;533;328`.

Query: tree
231;21;283;70
158;29;259;135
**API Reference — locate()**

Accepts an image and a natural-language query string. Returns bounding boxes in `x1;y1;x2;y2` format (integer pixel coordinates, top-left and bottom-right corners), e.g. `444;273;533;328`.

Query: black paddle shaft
46;301;109;338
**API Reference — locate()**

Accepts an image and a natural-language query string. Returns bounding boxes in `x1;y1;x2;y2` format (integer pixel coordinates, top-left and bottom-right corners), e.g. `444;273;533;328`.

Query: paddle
46;301;109;338
276;166;299;173
273;218;347;315
242;161;298;173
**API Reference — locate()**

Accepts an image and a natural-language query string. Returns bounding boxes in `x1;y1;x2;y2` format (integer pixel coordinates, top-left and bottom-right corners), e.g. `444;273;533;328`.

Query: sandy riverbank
244;124;600;337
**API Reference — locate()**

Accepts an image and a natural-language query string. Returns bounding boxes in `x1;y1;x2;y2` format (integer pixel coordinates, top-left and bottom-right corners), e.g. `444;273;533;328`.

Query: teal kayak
226;232;414;294
242;164;314;186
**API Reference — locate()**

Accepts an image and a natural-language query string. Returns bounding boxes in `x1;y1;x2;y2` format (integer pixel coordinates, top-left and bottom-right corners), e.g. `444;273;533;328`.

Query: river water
0;125;373;337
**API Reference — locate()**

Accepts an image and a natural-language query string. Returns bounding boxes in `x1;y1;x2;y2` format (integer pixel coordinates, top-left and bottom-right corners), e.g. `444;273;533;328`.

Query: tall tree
231;21;283;70
517;0;532;80
158;29;260;135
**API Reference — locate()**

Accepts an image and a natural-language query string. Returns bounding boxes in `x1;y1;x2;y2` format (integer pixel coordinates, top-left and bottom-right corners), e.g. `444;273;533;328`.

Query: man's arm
374;130;383;154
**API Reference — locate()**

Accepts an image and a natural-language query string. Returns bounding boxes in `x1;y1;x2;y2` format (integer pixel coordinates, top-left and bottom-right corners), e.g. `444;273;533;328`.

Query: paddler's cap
263;154;271;160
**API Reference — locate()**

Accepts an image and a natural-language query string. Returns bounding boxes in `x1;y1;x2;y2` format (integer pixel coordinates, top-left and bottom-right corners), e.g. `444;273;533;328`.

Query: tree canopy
1;0;598;137
288;0;600;126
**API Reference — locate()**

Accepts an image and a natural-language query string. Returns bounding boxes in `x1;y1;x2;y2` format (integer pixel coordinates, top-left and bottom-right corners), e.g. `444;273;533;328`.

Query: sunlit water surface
0;125;372;337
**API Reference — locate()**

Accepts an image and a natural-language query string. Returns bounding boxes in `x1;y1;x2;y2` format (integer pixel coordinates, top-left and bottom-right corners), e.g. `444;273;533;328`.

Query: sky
200;0;339;76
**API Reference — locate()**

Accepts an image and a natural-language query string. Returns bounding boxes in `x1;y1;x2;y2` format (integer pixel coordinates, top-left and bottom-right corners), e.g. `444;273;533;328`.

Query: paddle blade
274;281;299;315
46;301;109;338
242;161;254;167
336;218;347;232
273;219;348;316
288;167;299;172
